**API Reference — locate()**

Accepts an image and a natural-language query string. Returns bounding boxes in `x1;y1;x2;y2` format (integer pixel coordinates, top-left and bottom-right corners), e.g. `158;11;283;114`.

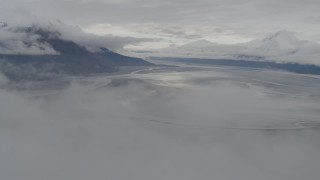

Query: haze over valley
1;0;320;180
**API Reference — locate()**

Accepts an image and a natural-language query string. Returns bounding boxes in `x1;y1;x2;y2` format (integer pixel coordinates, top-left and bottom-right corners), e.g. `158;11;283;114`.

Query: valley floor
1;65;320;180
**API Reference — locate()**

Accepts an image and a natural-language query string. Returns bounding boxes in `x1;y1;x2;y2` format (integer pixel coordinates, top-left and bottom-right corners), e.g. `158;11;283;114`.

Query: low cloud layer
0;22;154;55
0;25;58;55
1;0;320;49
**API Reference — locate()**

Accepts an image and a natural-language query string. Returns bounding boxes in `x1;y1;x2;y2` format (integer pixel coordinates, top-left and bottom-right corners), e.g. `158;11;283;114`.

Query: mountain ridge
155;31;320;65
0;24;153;80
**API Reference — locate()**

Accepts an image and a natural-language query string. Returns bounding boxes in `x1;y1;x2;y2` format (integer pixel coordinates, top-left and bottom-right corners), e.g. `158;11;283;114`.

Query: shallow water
1;66;320;180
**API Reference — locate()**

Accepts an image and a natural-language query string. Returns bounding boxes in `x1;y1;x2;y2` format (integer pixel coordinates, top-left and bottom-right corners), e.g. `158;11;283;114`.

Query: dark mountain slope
0;25;153;80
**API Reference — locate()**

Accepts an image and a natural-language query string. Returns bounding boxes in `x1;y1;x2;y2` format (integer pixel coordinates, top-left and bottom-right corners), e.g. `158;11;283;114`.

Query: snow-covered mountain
157;31;320;65
243;31;320;63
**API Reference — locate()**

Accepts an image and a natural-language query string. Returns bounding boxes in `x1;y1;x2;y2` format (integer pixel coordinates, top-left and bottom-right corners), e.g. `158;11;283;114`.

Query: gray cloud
1;0;320;47
0;26;58;55
49;22;156;51
0;22;155;54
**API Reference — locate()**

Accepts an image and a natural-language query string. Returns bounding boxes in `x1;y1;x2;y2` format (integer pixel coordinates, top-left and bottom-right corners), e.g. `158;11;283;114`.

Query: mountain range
0;24;153;80
154;31;320;66
1;23;320;79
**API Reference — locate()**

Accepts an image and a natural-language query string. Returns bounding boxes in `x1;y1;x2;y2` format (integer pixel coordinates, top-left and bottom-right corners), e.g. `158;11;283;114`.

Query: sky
1;0;320;50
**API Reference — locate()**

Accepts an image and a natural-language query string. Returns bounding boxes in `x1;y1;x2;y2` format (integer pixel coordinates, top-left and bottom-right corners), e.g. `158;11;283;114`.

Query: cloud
0;21;155;54
84;23;251;50
0;25;58;55
1;0;320;48
48;22;156;51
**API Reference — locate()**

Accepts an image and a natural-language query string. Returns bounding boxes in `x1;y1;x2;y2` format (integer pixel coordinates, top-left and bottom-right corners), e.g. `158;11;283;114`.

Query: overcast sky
1;0;320;49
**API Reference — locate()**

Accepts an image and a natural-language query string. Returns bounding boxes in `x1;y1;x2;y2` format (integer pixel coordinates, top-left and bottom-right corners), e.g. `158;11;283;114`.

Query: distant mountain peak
155;30;320;65
179;39;216;50
262;30;298;42
247;30;307;51
186;39;214;46
193;39;214;44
